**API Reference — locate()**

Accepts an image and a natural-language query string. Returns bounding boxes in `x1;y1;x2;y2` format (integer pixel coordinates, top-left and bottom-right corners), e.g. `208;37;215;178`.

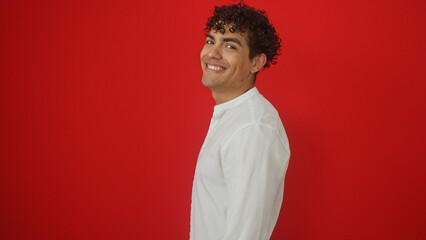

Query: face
200;27;255;94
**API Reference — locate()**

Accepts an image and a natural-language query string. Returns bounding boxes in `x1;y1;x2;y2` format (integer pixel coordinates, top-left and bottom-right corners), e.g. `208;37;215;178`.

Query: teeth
207;64;224;71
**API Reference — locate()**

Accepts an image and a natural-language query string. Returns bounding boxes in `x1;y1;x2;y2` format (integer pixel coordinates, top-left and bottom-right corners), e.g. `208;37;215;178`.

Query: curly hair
204;2;282;69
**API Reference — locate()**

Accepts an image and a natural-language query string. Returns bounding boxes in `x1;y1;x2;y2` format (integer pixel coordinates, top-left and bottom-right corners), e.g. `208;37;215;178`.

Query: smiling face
200;27;263;104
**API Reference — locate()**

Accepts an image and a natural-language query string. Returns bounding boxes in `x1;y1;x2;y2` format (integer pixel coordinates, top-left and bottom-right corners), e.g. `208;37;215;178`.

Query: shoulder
223;122;289;152
217;90;289;151
231;92;285;134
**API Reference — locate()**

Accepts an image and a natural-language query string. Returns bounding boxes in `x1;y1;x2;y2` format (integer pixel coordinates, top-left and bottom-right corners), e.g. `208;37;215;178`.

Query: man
190;3;290;240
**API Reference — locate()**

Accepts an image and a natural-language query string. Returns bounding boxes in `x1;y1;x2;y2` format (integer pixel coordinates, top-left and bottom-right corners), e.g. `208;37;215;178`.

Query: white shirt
190;87;290;240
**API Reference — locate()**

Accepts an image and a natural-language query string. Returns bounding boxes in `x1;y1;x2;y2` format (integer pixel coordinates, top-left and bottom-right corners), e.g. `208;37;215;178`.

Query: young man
190;3;290;240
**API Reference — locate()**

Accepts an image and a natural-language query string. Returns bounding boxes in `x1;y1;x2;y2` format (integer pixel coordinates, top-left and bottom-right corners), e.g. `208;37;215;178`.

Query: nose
206;44;222;59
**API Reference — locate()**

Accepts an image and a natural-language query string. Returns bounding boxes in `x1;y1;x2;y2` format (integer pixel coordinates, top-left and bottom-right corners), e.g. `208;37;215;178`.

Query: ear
250;53;267;73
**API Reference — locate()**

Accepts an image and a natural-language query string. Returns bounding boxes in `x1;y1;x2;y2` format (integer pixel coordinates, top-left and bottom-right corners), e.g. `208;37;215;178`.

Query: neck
211;84;255;105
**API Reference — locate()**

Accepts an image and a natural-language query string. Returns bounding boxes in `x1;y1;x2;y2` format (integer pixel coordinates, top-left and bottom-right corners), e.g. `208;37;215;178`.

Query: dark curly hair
204;2;282;69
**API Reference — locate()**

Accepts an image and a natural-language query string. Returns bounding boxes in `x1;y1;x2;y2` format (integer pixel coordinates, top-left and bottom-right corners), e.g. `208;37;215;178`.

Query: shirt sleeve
220;123;290;240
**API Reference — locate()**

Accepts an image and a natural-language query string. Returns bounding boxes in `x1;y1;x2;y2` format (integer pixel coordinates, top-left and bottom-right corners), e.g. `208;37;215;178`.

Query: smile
206;64;225;71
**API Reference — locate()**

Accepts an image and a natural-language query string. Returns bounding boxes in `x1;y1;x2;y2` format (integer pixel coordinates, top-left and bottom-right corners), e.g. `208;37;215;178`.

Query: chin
201;77;212;88
201;77;218;89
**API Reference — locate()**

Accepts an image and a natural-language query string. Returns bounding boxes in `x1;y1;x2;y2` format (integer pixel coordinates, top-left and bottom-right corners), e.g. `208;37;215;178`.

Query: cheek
200;45;211;58
200;50;204;59
233;58;250;73
200;47;206;59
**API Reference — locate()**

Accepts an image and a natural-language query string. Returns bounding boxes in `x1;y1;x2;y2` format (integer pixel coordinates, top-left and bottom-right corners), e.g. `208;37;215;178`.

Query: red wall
1;0;425;239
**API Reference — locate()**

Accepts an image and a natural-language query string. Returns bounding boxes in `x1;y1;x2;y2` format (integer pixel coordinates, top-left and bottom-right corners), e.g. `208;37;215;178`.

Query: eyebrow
207;34;243;47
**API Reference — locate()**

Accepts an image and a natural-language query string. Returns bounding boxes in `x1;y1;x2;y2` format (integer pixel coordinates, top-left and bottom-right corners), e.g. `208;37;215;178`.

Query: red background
1;0;425;239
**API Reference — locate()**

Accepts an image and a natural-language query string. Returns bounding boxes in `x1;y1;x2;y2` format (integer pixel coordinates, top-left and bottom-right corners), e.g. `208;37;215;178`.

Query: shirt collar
212;87;259;118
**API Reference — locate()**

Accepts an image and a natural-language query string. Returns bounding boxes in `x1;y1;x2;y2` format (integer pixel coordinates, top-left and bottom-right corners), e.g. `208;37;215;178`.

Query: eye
206;39;214;45
225;44;237;50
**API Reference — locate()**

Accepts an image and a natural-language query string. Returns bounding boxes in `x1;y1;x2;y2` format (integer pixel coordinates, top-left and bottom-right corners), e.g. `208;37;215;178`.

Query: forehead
207;28;249;45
